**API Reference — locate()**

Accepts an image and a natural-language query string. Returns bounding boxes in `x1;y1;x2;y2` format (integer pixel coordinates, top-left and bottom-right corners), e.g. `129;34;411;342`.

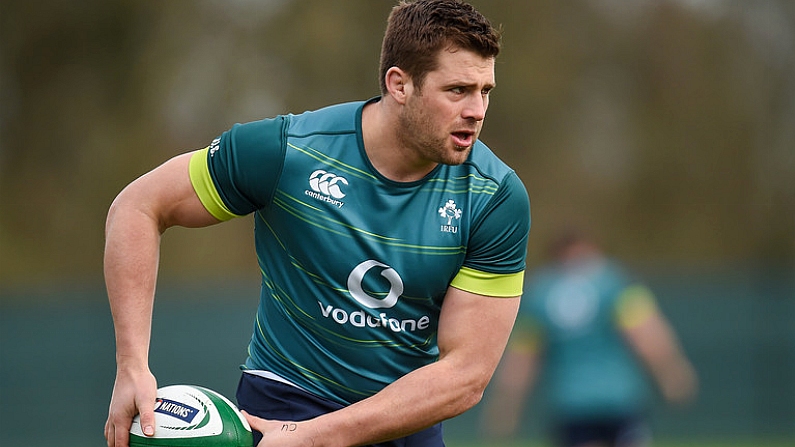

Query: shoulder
285;100;366;136
224;115;286;149
599;259;635;290
457;141;530;231
449;140;531;277
463;141;530;215
464;140;520;186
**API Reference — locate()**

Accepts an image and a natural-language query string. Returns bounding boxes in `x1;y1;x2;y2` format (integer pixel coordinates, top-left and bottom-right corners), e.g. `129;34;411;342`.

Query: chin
442;147;472;165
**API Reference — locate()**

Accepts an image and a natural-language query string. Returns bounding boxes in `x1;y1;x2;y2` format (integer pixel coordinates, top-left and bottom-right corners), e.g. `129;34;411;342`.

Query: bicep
112;151;220;231
437;287;521;377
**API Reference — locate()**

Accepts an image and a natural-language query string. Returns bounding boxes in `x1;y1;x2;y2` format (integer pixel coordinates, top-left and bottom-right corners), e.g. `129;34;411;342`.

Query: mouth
451;131;475;148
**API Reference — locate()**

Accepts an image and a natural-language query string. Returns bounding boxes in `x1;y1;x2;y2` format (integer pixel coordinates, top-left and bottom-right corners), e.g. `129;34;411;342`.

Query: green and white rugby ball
130;384;253;447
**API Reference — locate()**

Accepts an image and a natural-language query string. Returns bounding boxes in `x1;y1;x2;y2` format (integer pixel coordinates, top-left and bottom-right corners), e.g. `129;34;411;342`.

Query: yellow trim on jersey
615;284;658;329
189;148;241;221
450;266;524;297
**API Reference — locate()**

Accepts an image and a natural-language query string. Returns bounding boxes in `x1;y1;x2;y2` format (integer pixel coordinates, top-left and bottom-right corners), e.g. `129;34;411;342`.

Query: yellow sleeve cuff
189;148;241;222
450;266;524;298
616;284;658;329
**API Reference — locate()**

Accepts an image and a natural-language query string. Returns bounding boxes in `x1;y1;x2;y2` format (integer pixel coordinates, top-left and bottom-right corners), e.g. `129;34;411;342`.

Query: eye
450;86;465;95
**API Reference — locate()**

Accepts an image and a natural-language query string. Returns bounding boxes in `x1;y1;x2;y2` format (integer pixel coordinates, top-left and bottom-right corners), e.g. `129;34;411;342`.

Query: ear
385;67;412;105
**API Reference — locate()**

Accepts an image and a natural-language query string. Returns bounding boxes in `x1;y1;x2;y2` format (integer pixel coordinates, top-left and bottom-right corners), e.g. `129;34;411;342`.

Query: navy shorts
555;416;651;447
236;373;445;447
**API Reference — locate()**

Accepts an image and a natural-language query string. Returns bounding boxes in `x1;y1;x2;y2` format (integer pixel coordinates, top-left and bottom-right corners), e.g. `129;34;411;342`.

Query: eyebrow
445;80;496;91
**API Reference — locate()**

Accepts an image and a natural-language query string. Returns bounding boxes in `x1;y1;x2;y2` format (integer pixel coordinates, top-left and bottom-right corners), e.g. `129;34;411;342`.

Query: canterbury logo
309;170;348;199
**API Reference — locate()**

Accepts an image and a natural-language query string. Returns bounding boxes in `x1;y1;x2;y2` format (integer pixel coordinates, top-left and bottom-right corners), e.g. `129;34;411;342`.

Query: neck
361;98;437;182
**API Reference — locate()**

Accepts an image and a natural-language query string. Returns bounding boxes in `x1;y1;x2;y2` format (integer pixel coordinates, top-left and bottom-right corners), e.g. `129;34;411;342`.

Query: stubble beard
398;101;474;167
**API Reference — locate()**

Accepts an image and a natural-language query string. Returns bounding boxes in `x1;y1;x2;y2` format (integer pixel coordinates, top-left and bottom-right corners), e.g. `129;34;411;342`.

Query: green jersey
518;257;655;419
189;99;530;405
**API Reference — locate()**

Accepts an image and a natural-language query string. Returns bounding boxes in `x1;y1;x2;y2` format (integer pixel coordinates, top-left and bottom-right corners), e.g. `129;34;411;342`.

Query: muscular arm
104;151;221;447
616;287;698;405
622;310;699;405
246;287;521;447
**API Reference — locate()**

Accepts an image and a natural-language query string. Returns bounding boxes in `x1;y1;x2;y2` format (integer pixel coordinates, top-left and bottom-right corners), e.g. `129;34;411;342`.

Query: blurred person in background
104;1;530;447
481;230;697;447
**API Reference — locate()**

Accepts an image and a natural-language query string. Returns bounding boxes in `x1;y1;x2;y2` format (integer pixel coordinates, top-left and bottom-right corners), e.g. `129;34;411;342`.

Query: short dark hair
378;0;502;95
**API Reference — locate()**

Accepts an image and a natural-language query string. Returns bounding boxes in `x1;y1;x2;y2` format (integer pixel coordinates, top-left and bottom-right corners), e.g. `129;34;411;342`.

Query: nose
462;93;488;121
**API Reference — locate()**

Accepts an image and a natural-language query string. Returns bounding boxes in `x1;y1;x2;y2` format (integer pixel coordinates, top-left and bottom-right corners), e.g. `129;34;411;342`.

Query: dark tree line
1;0;793;285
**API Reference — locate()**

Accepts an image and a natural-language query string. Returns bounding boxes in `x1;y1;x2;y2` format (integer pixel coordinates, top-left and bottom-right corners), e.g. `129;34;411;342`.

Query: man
104;1;531;447
481;232;697;447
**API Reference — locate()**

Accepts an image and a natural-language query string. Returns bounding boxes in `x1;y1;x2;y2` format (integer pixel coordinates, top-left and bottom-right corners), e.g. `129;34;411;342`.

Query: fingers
240;411;260;446
104;413;131;447
104;419;114;447
114;422;129;447
105;406;152;447
138;408;156;437
241;410;261;431
105;369;158;447
105;406;129;447
241;410;277;436
105;387;157;447
134;377;158;438
105;409;152;447
241;411;269;447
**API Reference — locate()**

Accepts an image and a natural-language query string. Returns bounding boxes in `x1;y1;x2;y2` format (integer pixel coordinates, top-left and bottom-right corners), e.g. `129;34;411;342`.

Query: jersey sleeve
615;284;659;329
189;116;287;219
450;171;531;297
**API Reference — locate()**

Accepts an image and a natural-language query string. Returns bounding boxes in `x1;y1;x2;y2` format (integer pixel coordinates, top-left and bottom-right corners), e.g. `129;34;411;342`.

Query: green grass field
449;439;794;447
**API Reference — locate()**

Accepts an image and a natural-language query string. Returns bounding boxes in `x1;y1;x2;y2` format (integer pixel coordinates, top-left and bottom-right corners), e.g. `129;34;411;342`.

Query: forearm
646;342;698;403
241;289;520;447
104;193;163;369
296;357;487;447
625;314;698;403
261;292;521;447
105;153;214;367
104;153;222;447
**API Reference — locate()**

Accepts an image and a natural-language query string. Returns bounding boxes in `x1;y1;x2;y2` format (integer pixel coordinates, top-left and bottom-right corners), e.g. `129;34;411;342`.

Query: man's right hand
104;367;158;447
